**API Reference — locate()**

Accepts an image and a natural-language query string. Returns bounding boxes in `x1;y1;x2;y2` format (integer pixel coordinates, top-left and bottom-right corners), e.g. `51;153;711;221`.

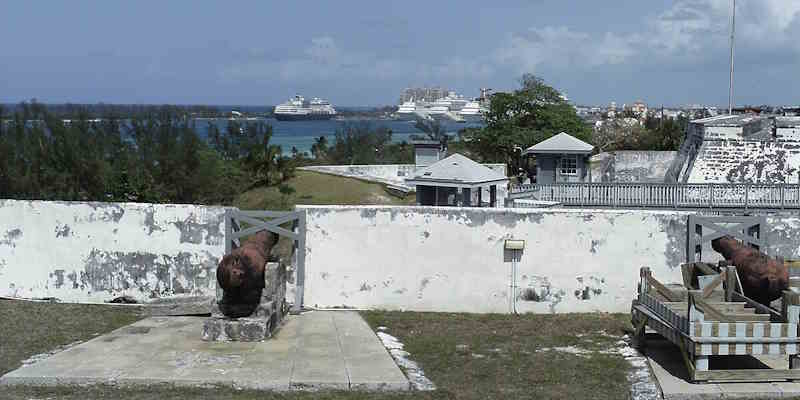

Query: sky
2;0;800;107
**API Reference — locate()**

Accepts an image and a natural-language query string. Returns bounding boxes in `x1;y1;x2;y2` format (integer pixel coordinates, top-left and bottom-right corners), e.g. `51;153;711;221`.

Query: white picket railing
510;183;800;209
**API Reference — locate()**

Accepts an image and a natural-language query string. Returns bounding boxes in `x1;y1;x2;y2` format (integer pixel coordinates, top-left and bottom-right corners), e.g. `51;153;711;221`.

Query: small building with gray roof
523;132;594;184
405;153;508;207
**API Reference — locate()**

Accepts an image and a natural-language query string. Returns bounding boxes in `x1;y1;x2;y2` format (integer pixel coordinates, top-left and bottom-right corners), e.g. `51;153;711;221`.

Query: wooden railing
509;183;800;209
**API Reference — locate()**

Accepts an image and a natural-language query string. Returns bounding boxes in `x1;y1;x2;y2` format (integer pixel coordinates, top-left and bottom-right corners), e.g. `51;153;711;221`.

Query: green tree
464;74;591;170
278;184;296;208
328;122;393;165
311;136;329;161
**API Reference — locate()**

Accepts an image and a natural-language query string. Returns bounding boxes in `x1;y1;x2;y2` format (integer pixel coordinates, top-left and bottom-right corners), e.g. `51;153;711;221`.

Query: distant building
406;153;508;207
523;132;594;184
400;86;448;103
607;101;617;119
631;100;647;117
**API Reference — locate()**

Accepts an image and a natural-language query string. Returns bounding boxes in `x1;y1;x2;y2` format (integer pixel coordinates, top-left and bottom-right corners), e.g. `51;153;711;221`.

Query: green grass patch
360;311;632;400
0;299;143;376
234;170;415;211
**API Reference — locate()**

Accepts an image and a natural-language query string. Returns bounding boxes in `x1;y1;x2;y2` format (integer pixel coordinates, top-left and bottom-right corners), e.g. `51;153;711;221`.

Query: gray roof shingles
523;132;594;154
406;153;508;186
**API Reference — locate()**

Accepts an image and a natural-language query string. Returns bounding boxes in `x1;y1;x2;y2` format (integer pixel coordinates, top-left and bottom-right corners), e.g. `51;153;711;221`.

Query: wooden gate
223;209;306;314
686;214;766;263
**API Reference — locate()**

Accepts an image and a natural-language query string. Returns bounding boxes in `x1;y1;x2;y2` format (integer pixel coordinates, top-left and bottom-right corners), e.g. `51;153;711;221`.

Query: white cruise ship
274;95;337;121
394;99;422;120
458;100;486;122
394;90;484;122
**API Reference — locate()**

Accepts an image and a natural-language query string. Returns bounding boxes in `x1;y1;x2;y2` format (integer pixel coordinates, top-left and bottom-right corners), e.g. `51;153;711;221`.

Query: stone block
202;316;269;342
202;261;287;341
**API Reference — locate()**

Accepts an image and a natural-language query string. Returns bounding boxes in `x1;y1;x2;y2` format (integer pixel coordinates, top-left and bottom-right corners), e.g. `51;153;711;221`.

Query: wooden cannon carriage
631;263;800;382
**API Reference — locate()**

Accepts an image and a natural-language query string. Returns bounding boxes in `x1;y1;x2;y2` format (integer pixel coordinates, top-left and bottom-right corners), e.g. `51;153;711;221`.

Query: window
560;155;577;176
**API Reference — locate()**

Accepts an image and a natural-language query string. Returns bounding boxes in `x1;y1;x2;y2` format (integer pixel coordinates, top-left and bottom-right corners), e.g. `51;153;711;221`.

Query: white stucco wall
0;200;226;302
298;206;695;313
299;206;800;313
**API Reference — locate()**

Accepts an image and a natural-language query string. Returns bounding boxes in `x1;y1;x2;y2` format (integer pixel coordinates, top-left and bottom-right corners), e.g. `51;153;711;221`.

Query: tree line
0;102;295;204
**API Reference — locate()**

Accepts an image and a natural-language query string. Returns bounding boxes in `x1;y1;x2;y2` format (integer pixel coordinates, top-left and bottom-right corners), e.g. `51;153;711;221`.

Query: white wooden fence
509;183;800;209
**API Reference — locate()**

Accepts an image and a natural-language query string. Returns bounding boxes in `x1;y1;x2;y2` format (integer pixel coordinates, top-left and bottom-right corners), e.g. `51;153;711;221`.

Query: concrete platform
646;333;800;399
0;311;410;391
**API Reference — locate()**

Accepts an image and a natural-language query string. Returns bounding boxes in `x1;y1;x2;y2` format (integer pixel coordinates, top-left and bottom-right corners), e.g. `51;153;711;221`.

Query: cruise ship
394;99;420;120
393;91;486;122
274;95;337;121
458;100;485;122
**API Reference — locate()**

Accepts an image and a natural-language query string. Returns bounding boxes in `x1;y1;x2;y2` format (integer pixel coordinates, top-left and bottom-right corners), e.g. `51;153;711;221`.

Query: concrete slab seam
330;311;352;390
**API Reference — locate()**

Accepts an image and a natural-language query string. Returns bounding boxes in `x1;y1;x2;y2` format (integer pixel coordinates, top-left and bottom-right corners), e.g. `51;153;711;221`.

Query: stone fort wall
0;199;226;303
3;200;800;313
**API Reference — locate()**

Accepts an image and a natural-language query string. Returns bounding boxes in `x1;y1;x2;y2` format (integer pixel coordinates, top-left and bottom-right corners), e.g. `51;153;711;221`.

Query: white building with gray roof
523;132;594;184
405;153;508;207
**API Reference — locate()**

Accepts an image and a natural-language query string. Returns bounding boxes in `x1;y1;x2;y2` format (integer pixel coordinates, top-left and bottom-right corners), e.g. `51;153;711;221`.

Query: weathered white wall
0;200;226;302
298;205;800;314
688;140;800;183
704;126;743;140
299;206;689;313
590;151;677;183
6;200;799;313
300;163;507;190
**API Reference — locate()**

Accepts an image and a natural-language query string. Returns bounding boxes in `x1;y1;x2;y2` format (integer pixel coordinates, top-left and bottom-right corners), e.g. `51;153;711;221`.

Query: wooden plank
699;221;765;247
690;337;800;344
647;276;682;302
732;292;783;320
670;311;768;321
693;262;718;276
233;222;299;241
694;368;800;382
237;210;298;218
689;289;724;302
691;295;735;322
665;303;747;314
681;263;696;289
725;266;737;301
702;270;726;299
783;290;800;323
235;212;300;233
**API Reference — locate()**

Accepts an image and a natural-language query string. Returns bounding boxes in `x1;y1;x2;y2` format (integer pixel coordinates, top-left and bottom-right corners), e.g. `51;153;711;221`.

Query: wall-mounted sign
504;239;525;250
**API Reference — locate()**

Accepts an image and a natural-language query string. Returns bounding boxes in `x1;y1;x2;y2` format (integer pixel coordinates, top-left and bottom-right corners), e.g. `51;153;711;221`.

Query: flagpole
728;0;736;115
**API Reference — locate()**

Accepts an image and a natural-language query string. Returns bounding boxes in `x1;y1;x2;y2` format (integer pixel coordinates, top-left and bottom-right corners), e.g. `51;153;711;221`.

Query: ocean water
193;118;484;155
2;116;485;156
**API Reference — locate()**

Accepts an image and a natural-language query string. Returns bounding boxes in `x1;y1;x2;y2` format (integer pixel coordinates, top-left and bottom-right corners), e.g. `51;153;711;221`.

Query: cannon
216;230;279;317
712;235;788;305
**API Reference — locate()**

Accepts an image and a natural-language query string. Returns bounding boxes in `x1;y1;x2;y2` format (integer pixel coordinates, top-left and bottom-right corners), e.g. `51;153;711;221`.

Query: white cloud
494;0;800;74
219;36;493;84
493;26;638;76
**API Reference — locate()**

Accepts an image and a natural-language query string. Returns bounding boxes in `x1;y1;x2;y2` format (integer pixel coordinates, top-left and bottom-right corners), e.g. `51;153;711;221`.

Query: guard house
405;153;508;207
523;132;594;183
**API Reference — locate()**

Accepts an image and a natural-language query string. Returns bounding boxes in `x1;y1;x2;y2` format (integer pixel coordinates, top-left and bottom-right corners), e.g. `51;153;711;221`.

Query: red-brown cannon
712;235;788;305
216;230;279;317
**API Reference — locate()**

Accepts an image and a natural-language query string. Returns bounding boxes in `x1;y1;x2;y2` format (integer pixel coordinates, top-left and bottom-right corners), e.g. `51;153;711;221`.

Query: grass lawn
0;300;634;399
0;299;144;377
234;170;415;211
